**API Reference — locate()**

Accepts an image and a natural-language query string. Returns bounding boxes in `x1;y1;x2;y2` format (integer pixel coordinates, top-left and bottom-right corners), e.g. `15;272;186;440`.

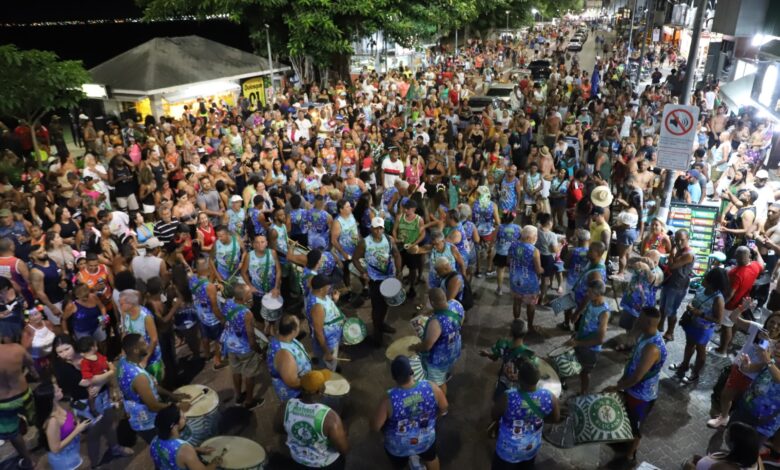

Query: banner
240;76;269;109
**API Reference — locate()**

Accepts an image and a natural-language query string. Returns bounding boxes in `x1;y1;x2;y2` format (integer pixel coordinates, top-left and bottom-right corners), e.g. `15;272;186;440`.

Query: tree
0;45;89;162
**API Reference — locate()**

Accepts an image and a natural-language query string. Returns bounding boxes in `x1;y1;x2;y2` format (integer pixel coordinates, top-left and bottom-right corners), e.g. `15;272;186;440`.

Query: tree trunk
30;118;42;166
329;52;353;85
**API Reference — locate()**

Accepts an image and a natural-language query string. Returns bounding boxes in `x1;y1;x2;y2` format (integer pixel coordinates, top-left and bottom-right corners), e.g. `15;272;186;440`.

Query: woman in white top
21;306;56;375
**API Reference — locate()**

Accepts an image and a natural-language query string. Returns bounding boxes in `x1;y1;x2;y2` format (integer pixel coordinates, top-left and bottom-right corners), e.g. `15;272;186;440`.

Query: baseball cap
300;369;332;394
0;209;11;218
371;217;385;229
391;355;414;382
591;206;605;215
144;237;163;249
756;169;769;179
230;195;243;203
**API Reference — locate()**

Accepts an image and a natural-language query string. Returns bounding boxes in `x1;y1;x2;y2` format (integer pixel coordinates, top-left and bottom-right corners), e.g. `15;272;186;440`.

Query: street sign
657;104;699;171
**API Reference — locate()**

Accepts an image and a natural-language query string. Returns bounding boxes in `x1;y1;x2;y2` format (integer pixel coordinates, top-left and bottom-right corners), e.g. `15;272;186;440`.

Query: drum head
342;318;367;345
537;359;562;398
379;278;402;296
324;372;351;396
262;294;283;310
174;385;218;417
571;393;633;445
385;336;421;360
201;436;266;469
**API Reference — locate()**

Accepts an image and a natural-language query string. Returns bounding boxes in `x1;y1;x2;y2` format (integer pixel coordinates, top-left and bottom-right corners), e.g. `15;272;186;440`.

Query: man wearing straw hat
278;369;349;469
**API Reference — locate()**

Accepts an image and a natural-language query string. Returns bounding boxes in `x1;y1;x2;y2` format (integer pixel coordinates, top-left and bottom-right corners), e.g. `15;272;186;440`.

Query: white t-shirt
109;211;131;238
620;115;632;138
704;91;716;111
381;158;405;189
750;184;776;222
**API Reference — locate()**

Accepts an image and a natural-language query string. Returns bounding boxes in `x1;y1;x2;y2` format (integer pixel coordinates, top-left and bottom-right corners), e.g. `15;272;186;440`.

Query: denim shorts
659;286;687;318
200;321;223;341
616;228;638;246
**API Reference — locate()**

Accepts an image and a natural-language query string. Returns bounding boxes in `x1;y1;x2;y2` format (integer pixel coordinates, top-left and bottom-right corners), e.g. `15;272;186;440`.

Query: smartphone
759;339;770;350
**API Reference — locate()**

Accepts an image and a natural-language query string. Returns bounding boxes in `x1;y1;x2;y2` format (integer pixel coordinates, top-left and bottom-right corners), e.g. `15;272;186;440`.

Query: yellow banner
242;77;266;108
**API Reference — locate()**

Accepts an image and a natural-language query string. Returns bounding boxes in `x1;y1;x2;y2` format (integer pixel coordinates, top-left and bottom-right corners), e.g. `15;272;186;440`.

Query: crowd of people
0;14;778;470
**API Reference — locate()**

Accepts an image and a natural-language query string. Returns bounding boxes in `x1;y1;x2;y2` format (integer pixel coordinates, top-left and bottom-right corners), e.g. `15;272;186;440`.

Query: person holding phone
34;380;92;470
708;304;780;429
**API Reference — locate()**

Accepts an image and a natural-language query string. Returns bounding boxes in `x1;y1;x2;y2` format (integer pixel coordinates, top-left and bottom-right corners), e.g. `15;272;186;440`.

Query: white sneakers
706;415;729;429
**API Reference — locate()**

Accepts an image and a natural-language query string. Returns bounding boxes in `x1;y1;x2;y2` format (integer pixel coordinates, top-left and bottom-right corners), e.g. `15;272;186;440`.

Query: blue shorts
616;228;638;246
659;286;687;318
200;322;223;341
683;324;716;345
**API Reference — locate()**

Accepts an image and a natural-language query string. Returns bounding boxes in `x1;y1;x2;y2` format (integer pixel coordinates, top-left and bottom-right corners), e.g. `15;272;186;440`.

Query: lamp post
506;10;510;31
531;8;541;23
264;24;275;103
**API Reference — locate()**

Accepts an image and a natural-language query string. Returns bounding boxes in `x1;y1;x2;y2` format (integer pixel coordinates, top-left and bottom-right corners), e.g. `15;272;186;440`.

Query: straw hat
590;186;613;208
539;146;552;158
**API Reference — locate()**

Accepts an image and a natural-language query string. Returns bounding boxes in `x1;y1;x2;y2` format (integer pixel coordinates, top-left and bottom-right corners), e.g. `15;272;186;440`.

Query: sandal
682;374;700;385
663;334;674;342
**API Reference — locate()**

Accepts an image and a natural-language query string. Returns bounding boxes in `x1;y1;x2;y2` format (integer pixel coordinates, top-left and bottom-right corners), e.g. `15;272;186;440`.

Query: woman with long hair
684;421;762;469
34;380;91;470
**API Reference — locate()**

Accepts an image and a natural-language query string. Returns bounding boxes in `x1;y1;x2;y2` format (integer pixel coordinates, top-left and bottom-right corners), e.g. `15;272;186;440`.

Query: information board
666;202;719;276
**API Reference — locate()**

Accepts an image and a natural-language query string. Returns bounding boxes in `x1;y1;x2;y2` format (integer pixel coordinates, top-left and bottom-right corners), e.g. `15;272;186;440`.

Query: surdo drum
200;435;267;470
176;385;220;446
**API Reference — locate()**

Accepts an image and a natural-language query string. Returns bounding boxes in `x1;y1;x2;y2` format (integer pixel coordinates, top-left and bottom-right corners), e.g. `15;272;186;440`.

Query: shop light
163;80;240;102
82;83;108;99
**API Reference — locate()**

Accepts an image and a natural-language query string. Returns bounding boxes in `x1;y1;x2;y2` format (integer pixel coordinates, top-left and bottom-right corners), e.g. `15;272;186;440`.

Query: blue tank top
500;177;519;211
496;224;521;256
509;242;539;295
215;236;241;280
226;208;245;237
565;246;589;287
188;275;220;326
365;235;395;281
625;332;667;401
307;295;345;357
496;388;554;463
306;209;331;250
72;301;101;334
573;263;606;304
423;309;462;367
248;249;276;295
384;381;439;457
290;209;306;236
428;242;456;288
150;437;187;470
117;357;158;431
249;208;267;237
122;306;163;367
220;299;251;355
344;182;362;205
451;223;469;261
473;200;497;236
336;215;359;259
576;300;610;352
268;337;312;401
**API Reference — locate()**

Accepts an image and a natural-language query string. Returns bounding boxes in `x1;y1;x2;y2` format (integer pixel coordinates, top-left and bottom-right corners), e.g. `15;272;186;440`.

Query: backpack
445;271;474;311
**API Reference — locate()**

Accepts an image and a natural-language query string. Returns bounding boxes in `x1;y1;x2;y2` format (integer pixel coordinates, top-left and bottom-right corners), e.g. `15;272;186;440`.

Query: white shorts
116;193;139;211
43;301;64;325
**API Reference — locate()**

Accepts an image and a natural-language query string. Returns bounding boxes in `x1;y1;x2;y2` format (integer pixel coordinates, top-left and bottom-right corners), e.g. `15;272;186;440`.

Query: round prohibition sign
664;108;694;136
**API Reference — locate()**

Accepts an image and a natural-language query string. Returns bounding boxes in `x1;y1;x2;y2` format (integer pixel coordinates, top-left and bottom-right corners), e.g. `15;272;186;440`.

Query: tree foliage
0;44;89;125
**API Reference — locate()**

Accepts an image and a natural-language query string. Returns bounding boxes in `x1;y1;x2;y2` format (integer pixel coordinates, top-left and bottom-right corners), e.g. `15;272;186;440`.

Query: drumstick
188;388;210;407
335;357;351;362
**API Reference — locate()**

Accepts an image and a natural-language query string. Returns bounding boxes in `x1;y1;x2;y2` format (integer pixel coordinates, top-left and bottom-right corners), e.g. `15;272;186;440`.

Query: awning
719;73;755;110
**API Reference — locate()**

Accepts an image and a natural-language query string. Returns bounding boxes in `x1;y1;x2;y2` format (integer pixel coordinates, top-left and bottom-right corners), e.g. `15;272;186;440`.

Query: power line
0;14;231;28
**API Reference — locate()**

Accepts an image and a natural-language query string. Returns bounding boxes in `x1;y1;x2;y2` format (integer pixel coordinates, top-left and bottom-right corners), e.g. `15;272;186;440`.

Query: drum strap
517;389;545;419
260;249;271;292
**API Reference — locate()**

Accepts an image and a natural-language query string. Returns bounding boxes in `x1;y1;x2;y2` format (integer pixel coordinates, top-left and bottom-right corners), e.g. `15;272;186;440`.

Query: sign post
657;104;698;171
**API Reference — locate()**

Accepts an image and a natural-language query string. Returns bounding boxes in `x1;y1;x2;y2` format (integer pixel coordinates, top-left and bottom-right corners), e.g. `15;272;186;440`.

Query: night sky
1;0;255;69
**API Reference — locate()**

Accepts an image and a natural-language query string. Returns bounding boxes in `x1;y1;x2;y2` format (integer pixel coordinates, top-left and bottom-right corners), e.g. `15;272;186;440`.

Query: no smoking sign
658;104;699;171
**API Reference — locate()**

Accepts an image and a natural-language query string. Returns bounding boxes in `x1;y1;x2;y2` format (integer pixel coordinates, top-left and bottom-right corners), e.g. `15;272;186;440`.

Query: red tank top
198;225;216;248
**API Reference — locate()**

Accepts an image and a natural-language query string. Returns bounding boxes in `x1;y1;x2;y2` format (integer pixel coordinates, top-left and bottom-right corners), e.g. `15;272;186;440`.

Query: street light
264;24;275;104
506;10;510;31
531;8;541;22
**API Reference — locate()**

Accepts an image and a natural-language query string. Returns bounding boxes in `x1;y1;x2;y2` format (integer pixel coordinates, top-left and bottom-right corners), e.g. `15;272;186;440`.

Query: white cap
230;195;243;203
144;237;163;249
756;169;769;179
371;217;385;229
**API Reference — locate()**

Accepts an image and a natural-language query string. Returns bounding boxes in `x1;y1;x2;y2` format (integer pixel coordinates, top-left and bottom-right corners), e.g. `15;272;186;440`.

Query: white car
568;39;583;51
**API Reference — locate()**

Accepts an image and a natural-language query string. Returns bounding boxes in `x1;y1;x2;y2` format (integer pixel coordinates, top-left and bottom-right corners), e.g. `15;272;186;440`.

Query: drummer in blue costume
246;194;270;240
566;279;610;395
417;230;465;292
558;241;607;332
445;209;472;276
221;284;264;409
604;306;667;465
411;288;462;397
268;315;312;401
117;333;190;444
188;258;226;369
371;355;448;470
491;356;560;470
472;185;501;278
306;195;333;251
119;289;165;381
500;164;522;215
240;234;282;334
434;257;464;305
507;225;543;334
211;225;242;285
309;275;345;371
353;217;402;347
331;200;360;294
288;194;309;247
150;404;222;470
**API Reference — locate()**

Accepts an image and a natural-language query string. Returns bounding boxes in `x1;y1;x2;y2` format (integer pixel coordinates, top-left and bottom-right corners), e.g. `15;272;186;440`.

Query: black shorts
494;254;508;268
540;254;556;277
574;346;599;373
385;441;437;468
401;250;423;270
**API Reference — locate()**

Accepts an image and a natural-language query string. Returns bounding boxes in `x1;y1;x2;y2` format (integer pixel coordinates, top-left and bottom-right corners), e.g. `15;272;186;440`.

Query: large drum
571;393;634;445
200;435;267;470
176;385;220;446
408;355;427;382
537;359;562;398
260;294;283;322
385;336;421;360
549;347;582;378
323;371;351;414
342;318;367;345
380;278;406;306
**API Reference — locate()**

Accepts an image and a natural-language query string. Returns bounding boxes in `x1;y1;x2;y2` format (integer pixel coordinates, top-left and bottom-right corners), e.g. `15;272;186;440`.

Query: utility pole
455;28;459;55
264;24;275;104
626;0;637;65
658;0;707;222
635;3;655;85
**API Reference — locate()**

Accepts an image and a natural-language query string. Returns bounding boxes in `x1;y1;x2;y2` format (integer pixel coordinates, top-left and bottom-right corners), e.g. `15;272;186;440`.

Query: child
479;318;537;401
77;336;111;420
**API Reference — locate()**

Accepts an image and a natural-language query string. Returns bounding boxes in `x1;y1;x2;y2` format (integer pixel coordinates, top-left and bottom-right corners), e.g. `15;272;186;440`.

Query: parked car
528;59;552;81
485;84;515;104
568;39;583;51
465;96;502;114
